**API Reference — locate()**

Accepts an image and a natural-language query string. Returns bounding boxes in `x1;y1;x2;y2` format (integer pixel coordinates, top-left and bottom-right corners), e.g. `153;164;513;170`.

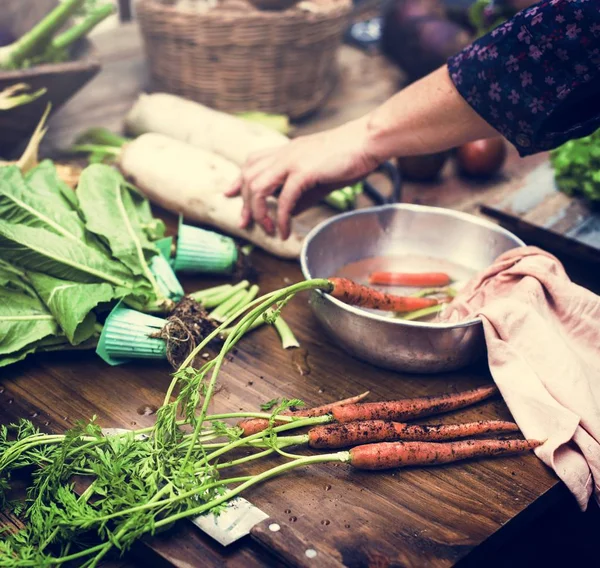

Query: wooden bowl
0;0;101;158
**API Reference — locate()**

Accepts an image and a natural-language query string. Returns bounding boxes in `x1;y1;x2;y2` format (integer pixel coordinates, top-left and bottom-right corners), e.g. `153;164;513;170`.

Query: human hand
225;116;381;240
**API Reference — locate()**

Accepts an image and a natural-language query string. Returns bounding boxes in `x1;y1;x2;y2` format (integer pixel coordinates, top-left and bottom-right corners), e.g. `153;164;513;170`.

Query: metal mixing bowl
300;204;525;373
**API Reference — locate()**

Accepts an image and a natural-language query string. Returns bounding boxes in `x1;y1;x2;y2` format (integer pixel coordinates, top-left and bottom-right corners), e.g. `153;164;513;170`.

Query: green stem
222;284;259;320
52;4;115;51
156;452;349;529
324;189;353;211
75;127;130;148
399;303;446;321
63;475;252;527
220;316;266;338
203;280;248;309
210;289;248;322
214;448;275;470
0;0;84;69
189;284;232;303
195;415;330;468
273;316;299;349
180;279;331;470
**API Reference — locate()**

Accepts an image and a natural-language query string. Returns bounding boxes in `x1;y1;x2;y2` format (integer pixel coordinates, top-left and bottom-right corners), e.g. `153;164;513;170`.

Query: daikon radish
118;133;303;259
124;93;289;166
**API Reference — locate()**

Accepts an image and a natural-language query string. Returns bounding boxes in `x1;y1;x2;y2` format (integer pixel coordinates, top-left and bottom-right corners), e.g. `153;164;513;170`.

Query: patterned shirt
447;0;600;156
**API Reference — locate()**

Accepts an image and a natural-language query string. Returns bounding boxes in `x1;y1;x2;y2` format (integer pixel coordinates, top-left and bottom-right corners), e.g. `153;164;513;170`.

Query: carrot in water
308;419;519;449
327;277;437;312
238;391;370;437
348;439;542;470
331;385;498;423
368;272;451;287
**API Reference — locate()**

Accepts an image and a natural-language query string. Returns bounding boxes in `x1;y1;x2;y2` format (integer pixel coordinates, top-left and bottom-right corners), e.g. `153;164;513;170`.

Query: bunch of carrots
236;385;540;470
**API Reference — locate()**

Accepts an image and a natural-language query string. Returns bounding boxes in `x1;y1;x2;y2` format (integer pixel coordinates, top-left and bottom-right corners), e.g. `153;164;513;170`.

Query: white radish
118;133;303;259
124;93;289;166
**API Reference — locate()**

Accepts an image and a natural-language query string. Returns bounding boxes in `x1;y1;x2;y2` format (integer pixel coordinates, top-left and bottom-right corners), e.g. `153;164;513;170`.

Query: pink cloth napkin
443;246;600;510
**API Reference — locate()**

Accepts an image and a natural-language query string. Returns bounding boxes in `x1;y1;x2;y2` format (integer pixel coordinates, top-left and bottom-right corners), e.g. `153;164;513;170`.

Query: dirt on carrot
238;391;371;437
331;385;498;423
308;419;520;449
348;439;542;470
328;277;438;313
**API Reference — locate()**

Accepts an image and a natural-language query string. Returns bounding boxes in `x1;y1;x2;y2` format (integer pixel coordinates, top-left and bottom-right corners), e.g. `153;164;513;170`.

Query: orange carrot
368;272;451;287
348;439;542;470
327;277;437;313
238;391;370;437
331;385;498;423
308;419;520;449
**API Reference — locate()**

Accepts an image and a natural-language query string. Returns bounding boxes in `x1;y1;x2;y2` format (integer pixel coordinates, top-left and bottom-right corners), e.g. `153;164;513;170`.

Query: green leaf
0;259;36;297
25;159;81;212
259;398;280;411
0;219;138;289
124;182;166;242
551;127;600;202
27;272;125;344
0;288;59;358
77;166;162;302
0;165;86;242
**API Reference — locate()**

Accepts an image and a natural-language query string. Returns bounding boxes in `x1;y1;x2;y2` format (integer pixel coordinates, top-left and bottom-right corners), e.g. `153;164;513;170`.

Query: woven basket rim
138;0;352;20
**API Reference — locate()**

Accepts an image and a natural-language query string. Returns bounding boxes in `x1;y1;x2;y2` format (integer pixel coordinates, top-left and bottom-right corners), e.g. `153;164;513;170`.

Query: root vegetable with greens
0;276;541;566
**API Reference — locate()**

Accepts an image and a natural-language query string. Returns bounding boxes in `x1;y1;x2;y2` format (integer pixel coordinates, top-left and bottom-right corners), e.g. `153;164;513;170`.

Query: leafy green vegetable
0;288;60;363
28;272;124;345
0;165;87;242
25;159;82;212
0;157;174;366
0;219;137;288
550;129;600;202
77;164;160;272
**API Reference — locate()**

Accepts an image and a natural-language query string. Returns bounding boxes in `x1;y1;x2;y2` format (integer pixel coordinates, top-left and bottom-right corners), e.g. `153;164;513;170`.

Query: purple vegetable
380;0;473;82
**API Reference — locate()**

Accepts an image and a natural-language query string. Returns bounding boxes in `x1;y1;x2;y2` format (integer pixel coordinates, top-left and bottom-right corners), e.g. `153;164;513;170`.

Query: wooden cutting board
481;161;600;264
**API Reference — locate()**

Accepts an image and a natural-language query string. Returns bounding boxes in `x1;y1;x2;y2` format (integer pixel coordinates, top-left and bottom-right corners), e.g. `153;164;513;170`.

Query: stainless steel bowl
300;204;525;373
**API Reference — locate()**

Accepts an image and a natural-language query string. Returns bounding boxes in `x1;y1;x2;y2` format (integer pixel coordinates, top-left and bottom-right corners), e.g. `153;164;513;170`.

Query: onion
456;138;507;178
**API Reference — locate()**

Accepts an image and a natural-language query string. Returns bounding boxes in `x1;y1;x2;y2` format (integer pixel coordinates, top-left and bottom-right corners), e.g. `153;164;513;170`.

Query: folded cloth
442;246;600;510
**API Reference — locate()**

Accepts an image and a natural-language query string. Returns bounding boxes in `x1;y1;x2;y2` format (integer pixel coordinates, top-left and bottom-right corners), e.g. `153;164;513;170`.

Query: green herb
260;398;280;411
550;128;600;202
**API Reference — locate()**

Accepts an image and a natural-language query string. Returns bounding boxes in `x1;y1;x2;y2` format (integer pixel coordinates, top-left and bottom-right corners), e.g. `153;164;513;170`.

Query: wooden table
3;21;598;568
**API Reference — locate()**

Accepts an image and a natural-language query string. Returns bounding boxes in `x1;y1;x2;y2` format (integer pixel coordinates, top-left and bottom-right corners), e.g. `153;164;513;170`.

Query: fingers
277;174;308;240
225;176;242;197
224;148;277;198
248;168;287;234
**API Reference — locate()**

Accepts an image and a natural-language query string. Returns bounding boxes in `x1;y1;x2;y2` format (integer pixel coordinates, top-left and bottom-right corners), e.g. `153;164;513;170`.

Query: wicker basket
136;0;352;119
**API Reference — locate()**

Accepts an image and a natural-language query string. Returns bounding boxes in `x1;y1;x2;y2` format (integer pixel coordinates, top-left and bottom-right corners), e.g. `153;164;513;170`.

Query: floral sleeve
447;0;600;156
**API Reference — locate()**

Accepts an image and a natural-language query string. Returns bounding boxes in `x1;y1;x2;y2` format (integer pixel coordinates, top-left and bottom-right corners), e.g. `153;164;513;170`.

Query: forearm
363;66;499;161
